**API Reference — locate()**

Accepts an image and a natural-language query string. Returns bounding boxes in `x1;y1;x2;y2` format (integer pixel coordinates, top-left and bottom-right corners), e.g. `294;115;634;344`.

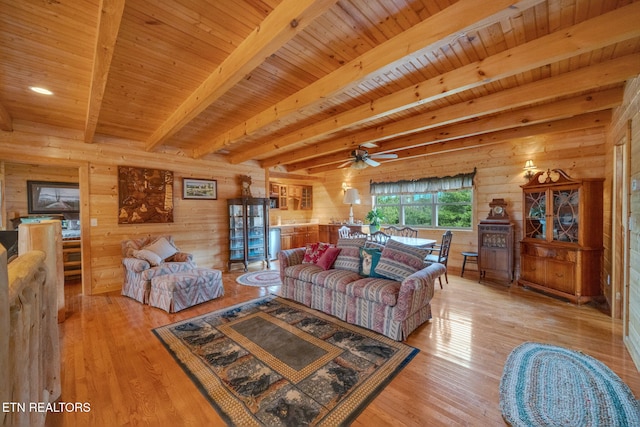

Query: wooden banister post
17;222;62;402
0;246;9;426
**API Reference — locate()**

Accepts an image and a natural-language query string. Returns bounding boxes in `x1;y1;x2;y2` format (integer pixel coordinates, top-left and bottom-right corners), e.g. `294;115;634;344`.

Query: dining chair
338;225;351;239
386;226;418;238
350;231;368;239
369;231;390;244
425;230;453;289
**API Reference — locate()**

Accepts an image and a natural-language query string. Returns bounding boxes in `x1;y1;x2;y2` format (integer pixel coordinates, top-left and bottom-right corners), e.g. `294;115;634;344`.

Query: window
370;170;475;229
375;190;472;228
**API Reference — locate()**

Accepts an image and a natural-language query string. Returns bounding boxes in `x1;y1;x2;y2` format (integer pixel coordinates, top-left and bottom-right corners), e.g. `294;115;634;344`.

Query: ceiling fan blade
370;153;398;159
364;157;380;167
337;160;353;168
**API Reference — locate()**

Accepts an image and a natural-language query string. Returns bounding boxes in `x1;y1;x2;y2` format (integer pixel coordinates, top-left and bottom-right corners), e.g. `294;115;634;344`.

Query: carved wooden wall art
118;166;174;224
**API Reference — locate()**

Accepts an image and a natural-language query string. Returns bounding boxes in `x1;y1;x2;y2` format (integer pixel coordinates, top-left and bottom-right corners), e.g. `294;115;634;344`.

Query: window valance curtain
370;169;476;195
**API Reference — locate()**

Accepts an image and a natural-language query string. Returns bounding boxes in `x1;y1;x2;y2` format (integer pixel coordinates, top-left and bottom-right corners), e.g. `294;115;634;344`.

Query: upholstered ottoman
149;268;224;313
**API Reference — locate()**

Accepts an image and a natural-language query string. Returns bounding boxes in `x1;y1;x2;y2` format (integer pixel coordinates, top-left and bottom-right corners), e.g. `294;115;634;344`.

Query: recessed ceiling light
29;86;54;95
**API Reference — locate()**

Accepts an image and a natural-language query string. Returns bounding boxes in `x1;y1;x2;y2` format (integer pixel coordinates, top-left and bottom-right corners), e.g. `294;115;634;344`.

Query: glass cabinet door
229;203;245;260
228;198;270;271
247;203;265;258
552;188;579;243
524;191;546;239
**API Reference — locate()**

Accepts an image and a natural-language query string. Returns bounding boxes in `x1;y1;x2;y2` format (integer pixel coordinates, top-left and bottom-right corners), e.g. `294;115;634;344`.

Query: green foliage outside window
374;189;472;229
437;190;472;228
378;206;399;224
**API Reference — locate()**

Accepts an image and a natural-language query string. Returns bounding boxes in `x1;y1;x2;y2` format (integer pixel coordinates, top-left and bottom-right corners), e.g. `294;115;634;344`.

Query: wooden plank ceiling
1;0;639;174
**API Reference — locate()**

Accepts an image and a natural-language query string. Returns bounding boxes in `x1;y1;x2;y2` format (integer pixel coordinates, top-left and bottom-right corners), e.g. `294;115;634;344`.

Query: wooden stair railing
1;222;62;427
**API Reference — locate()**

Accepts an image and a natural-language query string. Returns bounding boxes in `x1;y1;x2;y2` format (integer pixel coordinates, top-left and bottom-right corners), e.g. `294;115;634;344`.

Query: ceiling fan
338;146;398;169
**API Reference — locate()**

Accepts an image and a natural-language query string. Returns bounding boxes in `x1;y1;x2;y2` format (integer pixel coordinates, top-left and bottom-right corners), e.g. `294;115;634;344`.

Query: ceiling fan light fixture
351;160;368;169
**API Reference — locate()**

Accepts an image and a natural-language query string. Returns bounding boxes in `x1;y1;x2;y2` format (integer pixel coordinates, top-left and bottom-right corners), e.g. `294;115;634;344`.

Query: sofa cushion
334;237;367;273
359;247;384;278
317;247;341;270
144;236;178;260
347;277;402;306
122;235;178;258
140;261;196;280
283;263;324;282
302;242;332;264
133;249;163;266
313;269;362;293
364;241;385;251
374;239;430;281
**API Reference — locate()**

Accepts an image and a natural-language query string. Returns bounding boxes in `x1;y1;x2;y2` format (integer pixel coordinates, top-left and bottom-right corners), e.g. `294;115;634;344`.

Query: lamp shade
524;159;536;169
343;188;361;205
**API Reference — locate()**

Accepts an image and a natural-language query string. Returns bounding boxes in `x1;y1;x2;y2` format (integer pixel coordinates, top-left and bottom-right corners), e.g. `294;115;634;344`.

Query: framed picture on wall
183;178;217;200
27;181;80;214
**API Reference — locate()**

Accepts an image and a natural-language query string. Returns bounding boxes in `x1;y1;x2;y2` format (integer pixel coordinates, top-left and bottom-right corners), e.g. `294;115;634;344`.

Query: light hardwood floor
46;265;640;426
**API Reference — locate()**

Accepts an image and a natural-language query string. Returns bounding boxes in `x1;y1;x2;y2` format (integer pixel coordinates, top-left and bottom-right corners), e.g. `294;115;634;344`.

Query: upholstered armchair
121;235;196;303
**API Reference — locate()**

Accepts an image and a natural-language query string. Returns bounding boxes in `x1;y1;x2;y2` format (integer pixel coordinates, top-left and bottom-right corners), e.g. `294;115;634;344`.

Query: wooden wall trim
79;163;91;296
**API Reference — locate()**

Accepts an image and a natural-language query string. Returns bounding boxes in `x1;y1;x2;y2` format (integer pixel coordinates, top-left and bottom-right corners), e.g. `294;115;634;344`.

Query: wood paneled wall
3;163;79;226
609;75;640;368
0;130;266;295
311;127;608;280
0;124;612;303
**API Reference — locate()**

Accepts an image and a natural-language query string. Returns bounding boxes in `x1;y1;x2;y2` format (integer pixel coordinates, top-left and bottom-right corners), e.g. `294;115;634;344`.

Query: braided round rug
235;270;281;287
500;342;640;426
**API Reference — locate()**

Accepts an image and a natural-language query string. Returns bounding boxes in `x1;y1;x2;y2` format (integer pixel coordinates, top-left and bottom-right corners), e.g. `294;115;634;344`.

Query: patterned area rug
153;296;418;426
236;271;282;287
500;342;640;426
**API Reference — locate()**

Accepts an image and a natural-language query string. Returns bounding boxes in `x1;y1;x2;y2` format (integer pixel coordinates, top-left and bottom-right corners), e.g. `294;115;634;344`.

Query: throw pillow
374;239;430;281
333;237;367;273
302;242;332;264
132;249;163;266
144;237;178;261
316;247;342;270
359;247;383;277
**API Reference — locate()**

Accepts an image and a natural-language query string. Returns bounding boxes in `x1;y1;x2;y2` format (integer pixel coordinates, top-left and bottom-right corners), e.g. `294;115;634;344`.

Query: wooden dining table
388;235;436;248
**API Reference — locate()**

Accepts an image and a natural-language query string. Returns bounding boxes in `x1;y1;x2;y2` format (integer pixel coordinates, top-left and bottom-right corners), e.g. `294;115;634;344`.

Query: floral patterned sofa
121;235;196;304
278;237;446;341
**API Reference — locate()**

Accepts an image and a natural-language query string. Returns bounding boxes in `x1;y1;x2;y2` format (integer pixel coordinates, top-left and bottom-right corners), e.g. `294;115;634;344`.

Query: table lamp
343;188;360;224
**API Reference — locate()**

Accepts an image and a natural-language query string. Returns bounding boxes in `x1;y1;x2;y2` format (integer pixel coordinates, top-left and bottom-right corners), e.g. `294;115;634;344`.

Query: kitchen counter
272;224;366;248
270;223;316;228
271;223;362;228
277;224;319;250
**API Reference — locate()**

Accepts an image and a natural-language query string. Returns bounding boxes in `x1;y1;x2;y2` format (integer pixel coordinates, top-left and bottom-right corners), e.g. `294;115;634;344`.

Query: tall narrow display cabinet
518;169;603;304
228;197;270;272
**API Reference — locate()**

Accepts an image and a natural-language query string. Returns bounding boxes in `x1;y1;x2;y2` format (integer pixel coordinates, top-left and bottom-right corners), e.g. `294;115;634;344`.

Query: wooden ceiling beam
305;110;612;175
297;88;622;173
196;0;542;159
268;170;323;181
84;0;126;143
0;101;13;132
307;110;612;174
238;2;640;164
145;0;338;152
390;111;612;162
265;55;637;169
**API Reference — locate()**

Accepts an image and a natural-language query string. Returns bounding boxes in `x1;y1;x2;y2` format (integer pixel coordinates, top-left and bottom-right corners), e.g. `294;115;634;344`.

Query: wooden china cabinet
518;169;603;304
